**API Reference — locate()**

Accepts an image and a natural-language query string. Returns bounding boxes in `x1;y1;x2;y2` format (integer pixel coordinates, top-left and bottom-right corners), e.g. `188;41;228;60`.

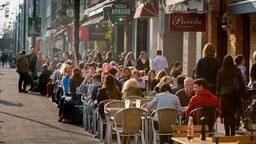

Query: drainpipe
158;1;164;51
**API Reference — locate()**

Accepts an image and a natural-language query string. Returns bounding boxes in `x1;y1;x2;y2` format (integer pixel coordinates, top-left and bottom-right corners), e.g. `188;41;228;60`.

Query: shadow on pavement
0;111;85;137
0;100;23;107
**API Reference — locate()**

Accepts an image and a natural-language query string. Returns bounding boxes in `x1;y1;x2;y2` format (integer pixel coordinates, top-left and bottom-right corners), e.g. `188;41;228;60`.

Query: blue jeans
62;97;82;120
58;95;69;117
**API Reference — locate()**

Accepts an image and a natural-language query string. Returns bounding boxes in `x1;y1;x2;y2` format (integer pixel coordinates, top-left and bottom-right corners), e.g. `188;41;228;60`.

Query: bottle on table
136;95;141;108
187;116;194;141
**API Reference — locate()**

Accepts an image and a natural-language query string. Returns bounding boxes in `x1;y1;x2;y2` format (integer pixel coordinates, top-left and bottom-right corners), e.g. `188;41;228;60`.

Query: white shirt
152;55;169;75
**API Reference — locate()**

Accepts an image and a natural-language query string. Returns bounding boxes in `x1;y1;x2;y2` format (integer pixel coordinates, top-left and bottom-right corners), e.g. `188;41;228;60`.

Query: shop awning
134;1;158;18
54;27;67;38
228;0;256;15
81;16;104;27
166;0;186;5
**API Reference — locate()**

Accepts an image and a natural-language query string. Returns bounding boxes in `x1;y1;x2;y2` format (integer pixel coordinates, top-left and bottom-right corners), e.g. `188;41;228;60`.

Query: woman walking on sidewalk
16;51;29;93
216;55;245;136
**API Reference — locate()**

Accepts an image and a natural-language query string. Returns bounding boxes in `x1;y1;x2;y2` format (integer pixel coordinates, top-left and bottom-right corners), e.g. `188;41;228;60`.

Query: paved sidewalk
0;67;102;144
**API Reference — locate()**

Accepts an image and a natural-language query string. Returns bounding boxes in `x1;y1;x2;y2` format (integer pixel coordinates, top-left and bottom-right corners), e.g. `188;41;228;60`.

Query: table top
171;137;237;144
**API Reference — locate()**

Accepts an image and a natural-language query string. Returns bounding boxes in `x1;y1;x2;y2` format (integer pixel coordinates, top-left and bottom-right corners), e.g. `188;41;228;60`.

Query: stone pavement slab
0;68;102;144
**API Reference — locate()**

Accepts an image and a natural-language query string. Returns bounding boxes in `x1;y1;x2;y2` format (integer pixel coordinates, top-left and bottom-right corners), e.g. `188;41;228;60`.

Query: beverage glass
136;99;140;108
125;99;130;108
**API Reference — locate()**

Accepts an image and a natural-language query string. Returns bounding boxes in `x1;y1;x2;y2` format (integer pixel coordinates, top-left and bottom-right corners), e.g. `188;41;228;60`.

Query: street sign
108;2;133;24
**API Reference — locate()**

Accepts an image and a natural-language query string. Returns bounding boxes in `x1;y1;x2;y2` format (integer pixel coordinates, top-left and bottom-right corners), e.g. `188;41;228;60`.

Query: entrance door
216;18;227;65
243;14;250;82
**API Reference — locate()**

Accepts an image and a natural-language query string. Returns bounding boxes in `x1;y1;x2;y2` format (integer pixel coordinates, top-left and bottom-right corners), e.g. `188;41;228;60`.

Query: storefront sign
170;13;206;32
109;2;133;24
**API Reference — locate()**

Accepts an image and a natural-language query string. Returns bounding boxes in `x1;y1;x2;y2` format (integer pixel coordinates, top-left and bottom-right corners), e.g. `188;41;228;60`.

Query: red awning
134;1;158;18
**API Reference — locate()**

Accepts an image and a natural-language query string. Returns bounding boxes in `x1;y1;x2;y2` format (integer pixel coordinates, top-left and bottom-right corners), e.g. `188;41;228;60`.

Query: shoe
58;115;64;122
28;88;33;91
235;129;245;134
62;119;72;123
22;90;28;93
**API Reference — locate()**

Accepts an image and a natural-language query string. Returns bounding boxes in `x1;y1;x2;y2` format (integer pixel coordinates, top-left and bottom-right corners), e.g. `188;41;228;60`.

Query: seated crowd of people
18;43;250;143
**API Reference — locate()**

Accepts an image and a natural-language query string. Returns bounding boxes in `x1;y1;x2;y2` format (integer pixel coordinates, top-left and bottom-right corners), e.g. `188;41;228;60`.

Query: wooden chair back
212;135;256;143
171;125;209;137
151;108;179;133
114;107;148;134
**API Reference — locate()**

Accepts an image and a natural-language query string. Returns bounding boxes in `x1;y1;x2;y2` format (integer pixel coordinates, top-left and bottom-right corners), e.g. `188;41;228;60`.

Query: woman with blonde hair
124;52;136;67
194;43;220;94
122;78;144;98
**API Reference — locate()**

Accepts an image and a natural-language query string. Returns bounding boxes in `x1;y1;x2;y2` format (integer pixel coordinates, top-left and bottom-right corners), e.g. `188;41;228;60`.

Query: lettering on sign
170;13;206;32
109;2;133;24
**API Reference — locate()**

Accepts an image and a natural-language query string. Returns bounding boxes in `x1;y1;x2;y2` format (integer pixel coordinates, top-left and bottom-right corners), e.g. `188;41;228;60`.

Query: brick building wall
228;15;243;56
250;13;256;68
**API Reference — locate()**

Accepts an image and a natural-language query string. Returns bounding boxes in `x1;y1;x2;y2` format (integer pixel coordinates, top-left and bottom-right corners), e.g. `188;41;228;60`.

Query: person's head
121;52;127;59
64;66;73;76
176;75;186;86
160;76;172;85
160;84;172;93
56;63;62;70
156;50;162;56
184;77;194;93
48;62;53;70
101;71;110;83
221;55;236;72
43;63;48;71
131;69;140;79
30;47;36;54
193;78;208;93
202;43;215;57
108;67;118;76
37;51;42;58
102;75;116;88
72;67;82;77
21;50;26;55
106;51;113;59
125;52;135;60
92;74;101;83
122;67;131;78
89;63;96;74
174;61;182;71
156;70;168;80
234;54;245;67
138;51;147;59
147;70;156;81
79;61;85;69
122;78;137;93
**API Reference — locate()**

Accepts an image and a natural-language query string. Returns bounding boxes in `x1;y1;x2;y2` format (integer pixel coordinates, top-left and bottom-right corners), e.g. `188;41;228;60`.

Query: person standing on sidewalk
16;51;29;93
216;55;245;136
152;50;169;76
26;47;38;91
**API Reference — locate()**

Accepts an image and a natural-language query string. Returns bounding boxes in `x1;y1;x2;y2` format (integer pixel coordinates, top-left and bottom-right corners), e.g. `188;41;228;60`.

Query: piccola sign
109;2;133;24
170;12;206;32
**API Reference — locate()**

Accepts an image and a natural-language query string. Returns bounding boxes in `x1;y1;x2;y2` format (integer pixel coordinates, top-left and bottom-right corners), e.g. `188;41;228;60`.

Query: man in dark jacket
16;51;29;93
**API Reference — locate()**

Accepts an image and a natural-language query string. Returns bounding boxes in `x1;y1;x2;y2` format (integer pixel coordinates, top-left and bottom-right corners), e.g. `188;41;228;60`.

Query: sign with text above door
170;12;206;32
109;2;133;24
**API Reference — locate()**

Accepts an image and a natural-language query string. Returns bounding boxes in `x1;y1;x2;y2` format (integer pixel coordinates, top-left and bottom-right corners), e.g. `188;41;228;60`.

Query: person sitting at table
186;78;221;131
122;78;144;98
175;77;195;107
96;75;122;138
147;84;182;144
62;67;84;123
171;75;186;94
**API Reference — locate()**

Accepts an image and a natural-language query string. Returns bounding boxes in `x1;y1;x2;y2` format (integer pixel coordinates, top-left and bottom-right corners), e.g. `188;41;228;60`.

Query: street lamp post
74;0;80;67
